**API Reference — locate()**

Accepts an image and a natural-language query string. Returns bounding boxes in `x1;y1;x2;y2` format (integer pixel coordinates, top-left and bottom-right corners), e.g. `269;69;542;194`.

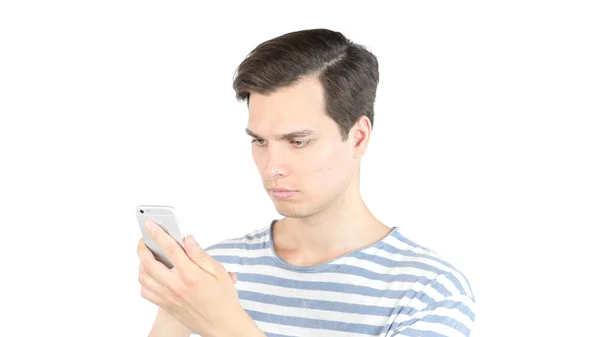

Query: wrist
230;310;265;337
149;308;192;337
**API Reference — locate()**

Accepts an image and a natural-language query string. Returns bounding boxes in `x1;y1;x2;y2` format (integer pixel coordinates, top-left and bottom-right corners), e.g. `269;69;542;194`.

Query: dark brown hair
232;28;379;140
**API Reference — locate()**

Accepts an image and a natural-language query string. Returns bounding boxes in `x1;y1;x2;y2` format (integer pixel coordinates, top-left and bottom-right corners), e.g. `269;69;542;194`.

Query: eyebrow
245;128;315;140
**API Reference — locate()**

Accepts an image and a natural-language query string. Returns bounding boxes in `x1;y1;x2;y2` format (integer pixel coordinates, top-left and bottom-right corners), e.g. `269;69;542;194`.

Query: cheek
305;143;352;182
251;148;265;171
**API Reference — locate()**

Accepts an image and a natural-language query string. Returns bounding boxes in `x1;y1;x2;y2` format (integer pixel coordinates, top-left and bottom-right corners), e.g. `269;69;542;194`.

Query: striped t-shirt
200;221;476;337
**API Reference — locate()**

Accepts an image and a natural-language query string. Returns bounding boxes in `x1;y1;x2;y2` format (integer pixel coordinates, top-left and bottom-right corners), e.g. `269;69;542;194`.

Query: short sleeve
389;294;476;337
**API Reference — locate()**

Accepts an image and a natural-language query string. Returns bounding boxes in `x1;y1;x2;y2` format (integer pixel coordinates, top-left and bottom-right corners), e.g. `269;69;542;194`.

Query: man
137;28;476;337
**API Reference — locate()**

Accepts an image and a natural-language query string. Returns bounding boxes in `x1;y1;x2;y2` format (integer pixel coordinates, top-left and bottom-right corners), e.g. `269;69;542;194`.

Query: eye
291;140;311;148
252;138;267;146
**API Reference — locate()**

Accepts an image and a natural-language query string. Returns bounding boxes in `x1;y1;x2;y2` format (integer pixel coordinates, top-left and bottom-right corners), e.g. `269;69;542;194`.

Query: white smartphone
136;205;186;269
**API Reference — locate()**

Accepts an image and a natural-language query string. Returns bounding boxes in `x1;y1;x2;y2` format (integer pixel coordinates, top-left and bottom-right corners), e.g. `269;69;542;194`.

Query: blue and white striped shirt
202;221;476;337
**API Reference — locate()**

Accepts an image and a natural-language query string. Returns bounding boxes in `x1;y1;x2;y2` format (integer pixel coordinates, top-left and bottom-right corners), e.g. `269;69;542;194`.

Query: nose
265;145;288;178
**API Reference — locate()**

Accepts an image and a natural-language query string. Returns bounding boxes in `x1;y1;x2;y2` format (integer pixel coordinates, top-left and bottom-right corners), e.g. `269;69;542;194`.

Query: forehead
247;76;330;133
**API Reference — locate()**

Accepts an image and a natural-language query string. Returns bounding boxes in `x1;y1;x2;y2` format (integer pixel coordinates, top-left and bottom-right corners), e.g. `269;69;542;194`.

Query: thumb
184;235;219;277
228;272;237;284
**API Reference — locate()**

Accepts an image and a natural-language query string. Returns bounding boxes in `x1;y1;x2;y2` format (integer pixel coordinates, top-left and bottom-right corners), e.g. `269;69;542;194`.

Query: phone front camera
140;210;144;214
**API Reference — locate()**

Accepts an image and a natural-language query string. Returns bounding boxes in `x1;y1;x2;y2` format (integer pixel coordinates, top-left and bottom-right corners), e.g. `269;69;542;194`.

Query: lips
270;188;295;192
269;188;297;200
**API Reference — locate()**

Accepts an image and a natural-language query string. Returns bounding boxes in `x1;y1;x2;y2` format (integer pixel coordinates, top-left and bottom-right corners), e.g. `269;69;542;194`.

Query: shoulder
203;224;272;264
384;229;476;302
382;230;477;335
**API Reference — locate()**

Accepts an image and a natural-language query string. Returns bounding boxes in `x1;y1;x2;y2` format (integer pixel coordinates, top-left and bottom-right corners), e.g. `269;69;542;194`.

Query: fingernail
145;220;155;233
188;235;198;248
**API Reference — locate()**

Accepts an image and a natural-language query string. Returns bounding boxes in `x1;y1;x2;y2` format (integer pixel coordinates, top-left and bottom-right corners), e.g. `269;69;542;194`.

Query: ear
350;115;372;158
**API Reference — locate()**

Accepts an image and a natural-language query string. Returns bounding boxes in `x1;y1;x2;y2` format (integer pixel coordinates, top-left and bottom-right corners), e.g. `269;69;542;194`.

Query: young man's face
246;76;365;218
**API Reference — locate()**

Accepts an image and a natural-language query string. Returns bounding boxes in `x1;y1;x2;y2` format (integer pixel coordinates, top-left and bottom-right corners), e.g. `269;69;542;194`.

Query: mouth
268;188;298;200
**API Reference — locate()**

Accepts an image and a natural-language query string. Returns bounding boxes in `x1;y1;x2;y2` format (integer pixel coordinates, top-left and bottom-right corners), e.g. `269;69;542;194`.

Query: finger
138;263;167;297
183;235;222;279
137;237;153;260
138;263;167;306
140;283;164;307
229;272;237;284
137;238;178;286
144;220;194;272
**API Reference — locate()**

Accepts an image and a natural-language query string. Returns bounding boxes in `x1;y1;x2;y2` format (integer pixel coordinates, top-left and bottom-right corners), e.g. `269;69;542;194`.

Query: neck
272;179;392;266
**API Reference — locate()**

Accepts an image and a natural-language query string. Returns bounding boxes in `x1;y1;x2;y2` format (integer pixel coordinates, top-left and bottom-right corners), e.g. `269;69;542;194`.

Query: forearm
148;306;266;337
148;308;192;337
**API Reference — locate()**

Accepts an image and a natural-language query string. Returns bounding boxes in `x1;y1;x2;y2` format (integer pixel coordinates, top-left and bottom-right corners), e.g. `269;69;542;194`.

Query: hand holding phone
136;205;185;269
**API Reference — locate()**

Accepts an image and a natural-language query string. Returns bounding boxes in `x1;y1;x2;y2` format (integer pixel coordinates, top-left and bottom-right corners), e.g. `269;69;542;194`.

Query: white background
1;1;598;336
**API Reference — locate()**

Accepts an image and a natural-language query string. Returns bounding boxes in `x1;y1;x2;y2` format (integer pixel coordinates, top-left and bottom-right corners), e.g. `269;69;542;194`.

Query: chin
274;202;322;219
276;210;312;218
